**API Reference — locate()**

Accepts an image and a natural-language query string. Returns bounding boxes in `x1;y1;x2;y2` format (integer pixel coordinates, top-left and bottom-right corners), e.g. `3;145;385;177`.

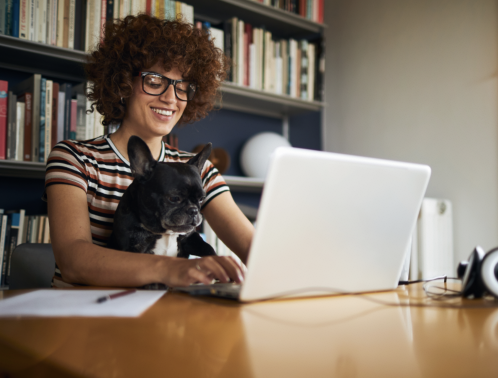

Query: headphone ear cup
480;247;498;298
462;246;486;298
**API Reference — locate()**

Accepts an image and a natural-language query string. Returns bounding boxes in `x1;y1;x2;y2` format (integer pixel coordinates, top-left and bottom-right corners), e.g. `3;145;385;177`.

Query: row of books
251;0;324;24
0;76;103;162
0;0;194;51
213;18;325;101
0;209;50;287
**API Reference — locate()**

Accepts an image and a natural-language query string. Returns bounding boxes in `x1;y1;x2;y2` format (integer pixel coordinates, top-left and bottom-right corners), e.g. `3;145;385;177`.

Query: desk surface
0;283;497;378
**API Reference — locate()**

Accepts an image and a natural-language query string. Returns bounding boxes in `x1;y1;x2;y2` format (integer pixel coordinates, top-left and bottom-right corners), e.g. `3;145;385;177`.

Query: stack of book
0;77;103;163
0;0;194;51
0;209;50;288
251;0;324;23
213;18;325;102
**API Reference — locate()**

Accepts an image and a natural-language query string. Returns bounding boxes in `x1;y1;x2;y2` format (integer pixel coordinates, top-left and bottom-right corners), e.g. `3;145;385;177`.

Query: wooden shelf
0;161;265;192
187;0;326;38
0;34;86;82
0;34;324;117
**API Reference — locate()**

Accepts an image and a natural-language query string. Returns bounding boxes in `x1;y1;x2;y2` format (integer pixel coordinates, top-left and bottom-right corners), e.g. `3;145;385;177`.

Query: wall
323;0;498;263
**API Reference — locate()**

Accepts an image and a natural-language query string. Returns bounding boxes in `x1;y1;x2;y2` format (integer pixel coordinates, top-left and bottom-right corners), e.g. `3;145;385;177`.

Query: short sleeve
200;159;230;208
42;141;89;201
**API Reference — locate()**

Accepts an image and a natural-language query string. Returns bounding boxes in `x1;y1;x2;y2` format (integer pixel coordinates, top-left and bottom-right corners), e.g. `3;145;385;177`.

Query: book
44;79;52;161
51;82;59;149
37;215;45;243
39;78;46;162
28;0;35;40
5;0;13;36
68;0;75;48
7;91;17;160
74;0;87;51
17;92;32;161
0;214;8;286
42;215;50;243
13;74;41;162
15;101;25;160
70;98;77;139
56;0;63;45
0;0;5;35
57;88;65;144
3;210;25;286
62;0;69;47
59;82;71;139
19;0;29;38
0;80;7;160
300;39;308;100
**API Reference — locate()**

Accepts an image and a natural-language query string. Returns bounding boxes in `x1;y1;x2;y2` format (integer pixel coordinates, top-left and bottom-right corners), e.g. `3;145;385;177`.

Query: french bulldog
107;135;217;265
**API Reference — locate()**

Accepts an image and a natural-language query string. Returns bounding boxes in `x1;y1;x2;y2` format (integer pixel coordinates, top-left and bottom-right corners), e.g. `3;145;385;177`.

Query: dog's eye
169;196;181;203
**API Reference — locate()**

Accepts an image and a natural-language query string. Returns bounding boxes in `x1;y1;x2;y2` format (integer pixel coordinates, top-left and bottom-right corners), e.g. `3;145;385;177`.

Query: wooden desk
0;284;497;378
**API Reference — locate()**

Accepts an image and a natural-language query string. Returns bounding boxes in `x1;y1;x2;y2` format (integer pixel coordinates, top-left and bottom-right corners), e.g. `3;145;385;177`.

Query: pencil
96;289;137;303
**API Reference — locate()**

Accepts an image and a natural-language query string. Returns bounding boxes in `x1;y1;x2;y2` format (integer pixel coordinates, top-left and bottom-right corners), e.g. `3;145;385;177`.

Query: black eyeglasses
136;71;197;101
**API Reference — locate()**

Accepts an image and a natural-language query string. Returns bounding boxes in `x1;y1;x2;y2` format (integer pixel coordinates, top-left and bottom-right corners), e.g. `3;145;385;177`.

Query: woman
45;15;254;288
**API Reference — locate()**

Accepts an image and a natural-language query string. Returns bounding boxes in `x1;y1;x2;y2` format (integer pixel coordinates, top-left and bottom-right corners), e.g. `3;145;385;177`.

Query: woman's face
124;62;188;138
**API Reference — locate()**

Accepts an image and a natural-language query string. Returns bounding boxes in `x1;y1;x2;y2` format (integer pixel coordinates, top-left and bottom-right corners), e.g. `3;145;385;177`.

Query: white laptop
176;147;431;302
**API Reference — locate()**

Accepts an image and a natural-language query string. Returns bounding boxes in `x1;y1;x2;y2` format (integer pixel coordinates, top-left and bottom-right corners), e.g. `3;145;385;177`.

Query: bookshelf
0;0;326;193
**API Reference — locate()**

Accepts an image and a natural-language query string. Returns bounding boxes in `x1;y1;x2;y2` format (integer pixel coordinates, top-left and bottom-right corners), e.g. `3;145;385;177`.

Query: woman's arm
202;191;255;264
47;185;244;287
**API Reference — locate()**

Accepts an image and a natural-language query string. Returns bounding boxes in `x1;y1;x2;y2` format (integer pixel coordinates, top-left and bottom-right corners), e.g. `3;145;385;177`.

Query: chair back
9;243;55;290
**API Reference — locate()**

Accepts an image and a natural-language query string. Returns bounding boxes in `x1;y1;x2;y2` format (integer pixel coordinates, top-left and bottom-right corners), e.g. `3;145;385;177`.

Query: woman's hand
160;256;245;287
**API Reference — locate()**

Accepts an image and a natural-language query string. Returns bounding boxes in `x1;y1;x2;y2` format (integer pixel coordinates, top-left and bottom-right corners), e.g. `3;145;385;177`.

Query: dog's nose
187;207;199;217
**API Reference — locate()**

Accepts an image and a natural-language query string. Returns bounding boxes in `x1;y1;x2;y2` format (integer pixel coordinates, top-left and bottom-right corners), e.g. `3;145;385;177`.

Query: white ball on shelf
240;132;291;179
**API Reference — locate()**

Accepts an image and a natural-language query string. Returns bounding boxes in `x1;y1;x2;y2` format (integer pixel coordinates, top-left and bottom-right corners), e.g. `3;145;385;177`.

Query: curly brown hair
85;14;229;127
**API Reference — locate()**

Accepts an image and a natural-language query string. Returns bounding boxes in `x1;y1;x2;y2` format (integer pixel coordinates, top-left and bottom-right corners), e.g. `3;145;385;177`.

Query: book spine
70;99;77;139
223;19;232;82
40;0;47;42
15;102;25;160
113;0;118;20
0;216;7;286
106;0;112;20
63;0;69;47
68;0;75;48
7;91;17;160
75;94;86;140
39;78;46;162
57;90;65;143
300;40;308;100
99;0;105;41
19;0;28;38
28;0;34;39
45;80;52;161
5;0;13;36
51;82;58;149
93;0;101;45
12;0;19;37
1;216;11;287
23;92;32;160
78;0;87;50
56;0;63;45
0;0;5;35
45;0;51;43
0;80;7;160
51;0;57;44
31;74;41;161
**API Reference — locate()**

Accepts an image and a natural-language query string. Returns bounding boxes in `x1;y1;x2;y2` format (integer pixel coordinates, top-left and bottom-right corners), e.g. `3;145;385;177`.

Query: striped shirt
44;135;229;287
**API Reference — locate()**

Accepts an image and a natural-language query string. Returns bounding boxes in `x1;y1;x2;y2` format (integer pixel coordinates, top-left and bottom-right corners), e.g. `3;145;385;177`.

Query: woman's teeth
152;108;173;116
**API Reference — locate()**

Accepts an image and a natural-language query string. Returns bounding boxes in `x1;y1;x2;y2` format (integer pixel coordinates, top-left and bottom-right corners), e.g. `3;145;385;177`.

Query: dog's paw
142;283;168;290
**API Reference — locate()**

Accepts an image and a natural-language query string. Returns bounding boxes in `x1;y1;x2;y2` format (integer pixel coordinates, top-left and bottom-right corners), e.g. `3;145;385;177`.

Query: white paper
0;290;166;318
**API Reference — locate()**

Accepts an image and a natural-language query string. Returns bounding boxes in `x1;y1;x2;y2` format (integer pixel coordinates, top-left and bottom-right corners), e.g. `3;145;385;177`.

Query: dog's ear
187;143;212;174
128;135;156;180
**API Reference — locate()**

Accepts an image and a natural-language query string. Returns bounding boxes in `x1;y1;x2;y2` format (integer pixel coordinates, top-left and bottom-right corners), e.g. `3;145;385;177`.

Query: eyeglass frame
135;71;197;101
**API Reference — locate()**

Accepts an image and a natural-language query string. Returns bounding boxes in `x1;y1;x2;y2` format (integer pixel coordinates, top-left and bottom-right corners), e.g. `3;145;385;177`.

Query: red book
51;83;59;150
70;99;77;139
146;0;152;15
299;0;306;17
17;92;32;161
0;80;8;160
318;0;323;23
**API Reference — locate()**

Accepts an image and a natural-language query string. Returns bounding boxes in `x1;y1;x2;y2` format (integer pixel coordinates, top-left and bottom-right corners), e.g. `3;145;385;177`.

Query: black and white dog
107;135;216;260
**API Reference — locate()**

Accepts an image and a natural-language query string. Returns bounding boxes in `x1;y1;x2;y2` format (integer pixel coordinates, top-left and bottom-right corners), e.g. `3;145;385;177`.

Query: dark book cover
11;0;19;37
5;0;13;35
7;91;17;160
106;0;113;21
1;215;11;287
314;37;325;102
223;19;233;82
39;78;46;162
74;0;87;51
60;83;72;140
